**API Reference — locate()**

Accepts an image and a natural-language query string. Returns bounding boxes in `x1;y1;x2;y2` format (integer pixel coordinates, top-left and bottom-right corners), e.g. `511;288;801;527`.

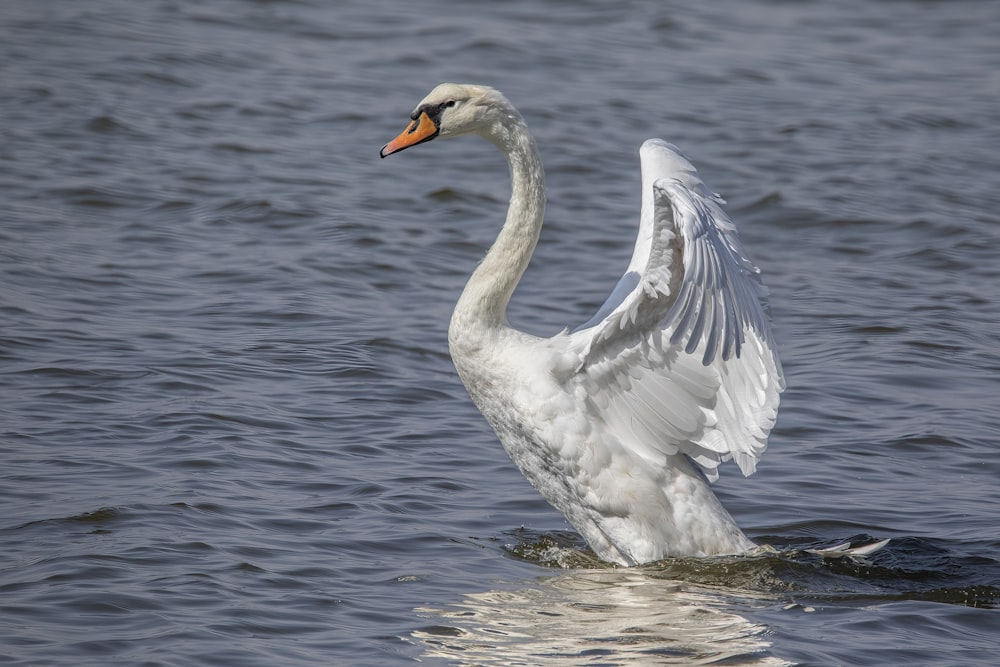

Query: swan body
381;84;784;566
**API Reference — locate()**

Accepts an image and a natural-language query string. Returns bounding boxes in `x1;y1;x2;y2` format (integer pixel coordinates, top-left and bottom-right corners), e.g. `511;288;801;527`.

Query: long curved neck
450;112;546;338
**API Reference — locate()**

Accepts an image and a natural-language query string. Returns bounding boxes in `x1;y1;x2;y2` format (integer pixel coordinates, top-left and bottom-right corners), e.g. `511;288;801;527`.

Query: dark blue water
2;1;999;665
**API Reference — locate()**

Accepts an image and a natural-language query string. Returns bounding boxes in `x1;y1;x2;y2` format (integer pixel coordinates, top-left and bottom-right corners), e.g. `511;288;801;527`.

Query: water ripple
2;0;999;665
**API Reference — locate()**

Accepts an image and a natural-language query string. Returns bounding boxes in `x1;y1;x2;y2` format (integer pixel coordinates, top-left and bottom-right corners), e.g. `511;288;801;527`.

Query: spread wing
562;139;784;480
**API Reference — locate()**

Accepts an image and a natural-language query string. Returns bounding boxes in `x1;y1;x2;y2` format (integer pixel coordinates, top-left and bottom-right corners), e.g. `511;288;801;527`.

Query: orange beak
380;111;439;158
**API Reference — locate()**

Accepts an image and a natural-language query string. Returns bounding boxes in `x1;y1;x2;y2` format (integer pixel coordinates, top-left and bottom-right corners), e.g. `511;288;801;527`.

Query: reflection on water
413;570;791;666
414;533;999;665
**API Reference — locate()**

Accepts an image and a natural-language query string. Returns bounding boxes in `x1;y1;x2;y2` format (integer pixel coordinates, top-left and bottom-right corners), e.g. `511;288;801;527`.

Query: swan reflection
413;569;790;666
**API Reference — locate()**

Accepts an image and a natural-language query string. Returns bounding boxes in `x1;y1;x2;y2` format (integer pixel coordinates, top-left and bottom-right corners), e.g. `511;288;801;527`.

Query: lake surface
2;0;999;664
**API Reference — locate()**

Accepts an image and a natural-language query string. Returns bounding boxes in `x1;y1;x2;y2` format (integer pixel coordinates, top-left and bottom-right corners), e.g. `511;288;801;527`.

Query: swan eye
441;100;456;110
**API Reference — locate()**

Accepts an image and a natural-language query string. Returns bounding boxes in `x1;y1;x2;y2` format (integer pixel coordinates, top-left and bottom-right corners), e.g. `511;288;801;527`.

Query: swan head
380;83;514;158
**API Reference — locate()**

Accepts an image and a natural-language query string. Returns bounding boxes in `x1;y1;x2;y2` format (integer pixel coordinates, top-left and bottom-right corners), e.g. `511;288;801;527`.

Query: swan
379;83;785;566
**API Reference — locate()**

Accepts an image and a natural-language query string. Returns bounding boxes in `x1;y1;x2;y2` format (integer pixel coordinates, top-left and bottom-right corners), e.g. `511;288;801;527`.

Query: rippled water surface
2;1;999;665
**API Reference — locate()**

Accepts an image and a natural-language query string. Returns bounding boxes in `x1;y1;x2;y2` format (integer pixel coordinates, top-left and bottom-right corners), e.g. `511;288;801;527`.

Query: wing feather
562;139;784;481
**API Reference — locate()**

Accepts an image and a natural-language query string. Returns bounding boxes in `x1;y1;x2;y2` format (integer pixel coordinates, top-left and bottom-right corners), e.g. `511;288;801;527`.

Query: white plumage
381;84;784;566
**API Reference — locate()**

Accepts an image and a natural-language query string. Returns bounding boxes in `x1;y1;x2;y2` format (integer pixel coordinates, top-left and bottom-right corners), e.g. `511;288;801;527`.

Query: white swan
380;83;784;566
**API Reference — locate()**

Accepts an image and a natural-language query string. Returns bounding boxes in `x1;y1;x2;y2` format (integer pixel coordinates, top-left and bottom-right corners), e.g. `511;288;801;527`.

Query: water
2;0;998;664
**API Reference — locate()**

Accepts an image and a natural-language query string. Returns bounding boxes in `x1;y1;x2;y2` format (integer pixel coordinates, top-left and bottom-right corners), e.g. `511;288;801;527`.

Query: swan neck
453;114;545;333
